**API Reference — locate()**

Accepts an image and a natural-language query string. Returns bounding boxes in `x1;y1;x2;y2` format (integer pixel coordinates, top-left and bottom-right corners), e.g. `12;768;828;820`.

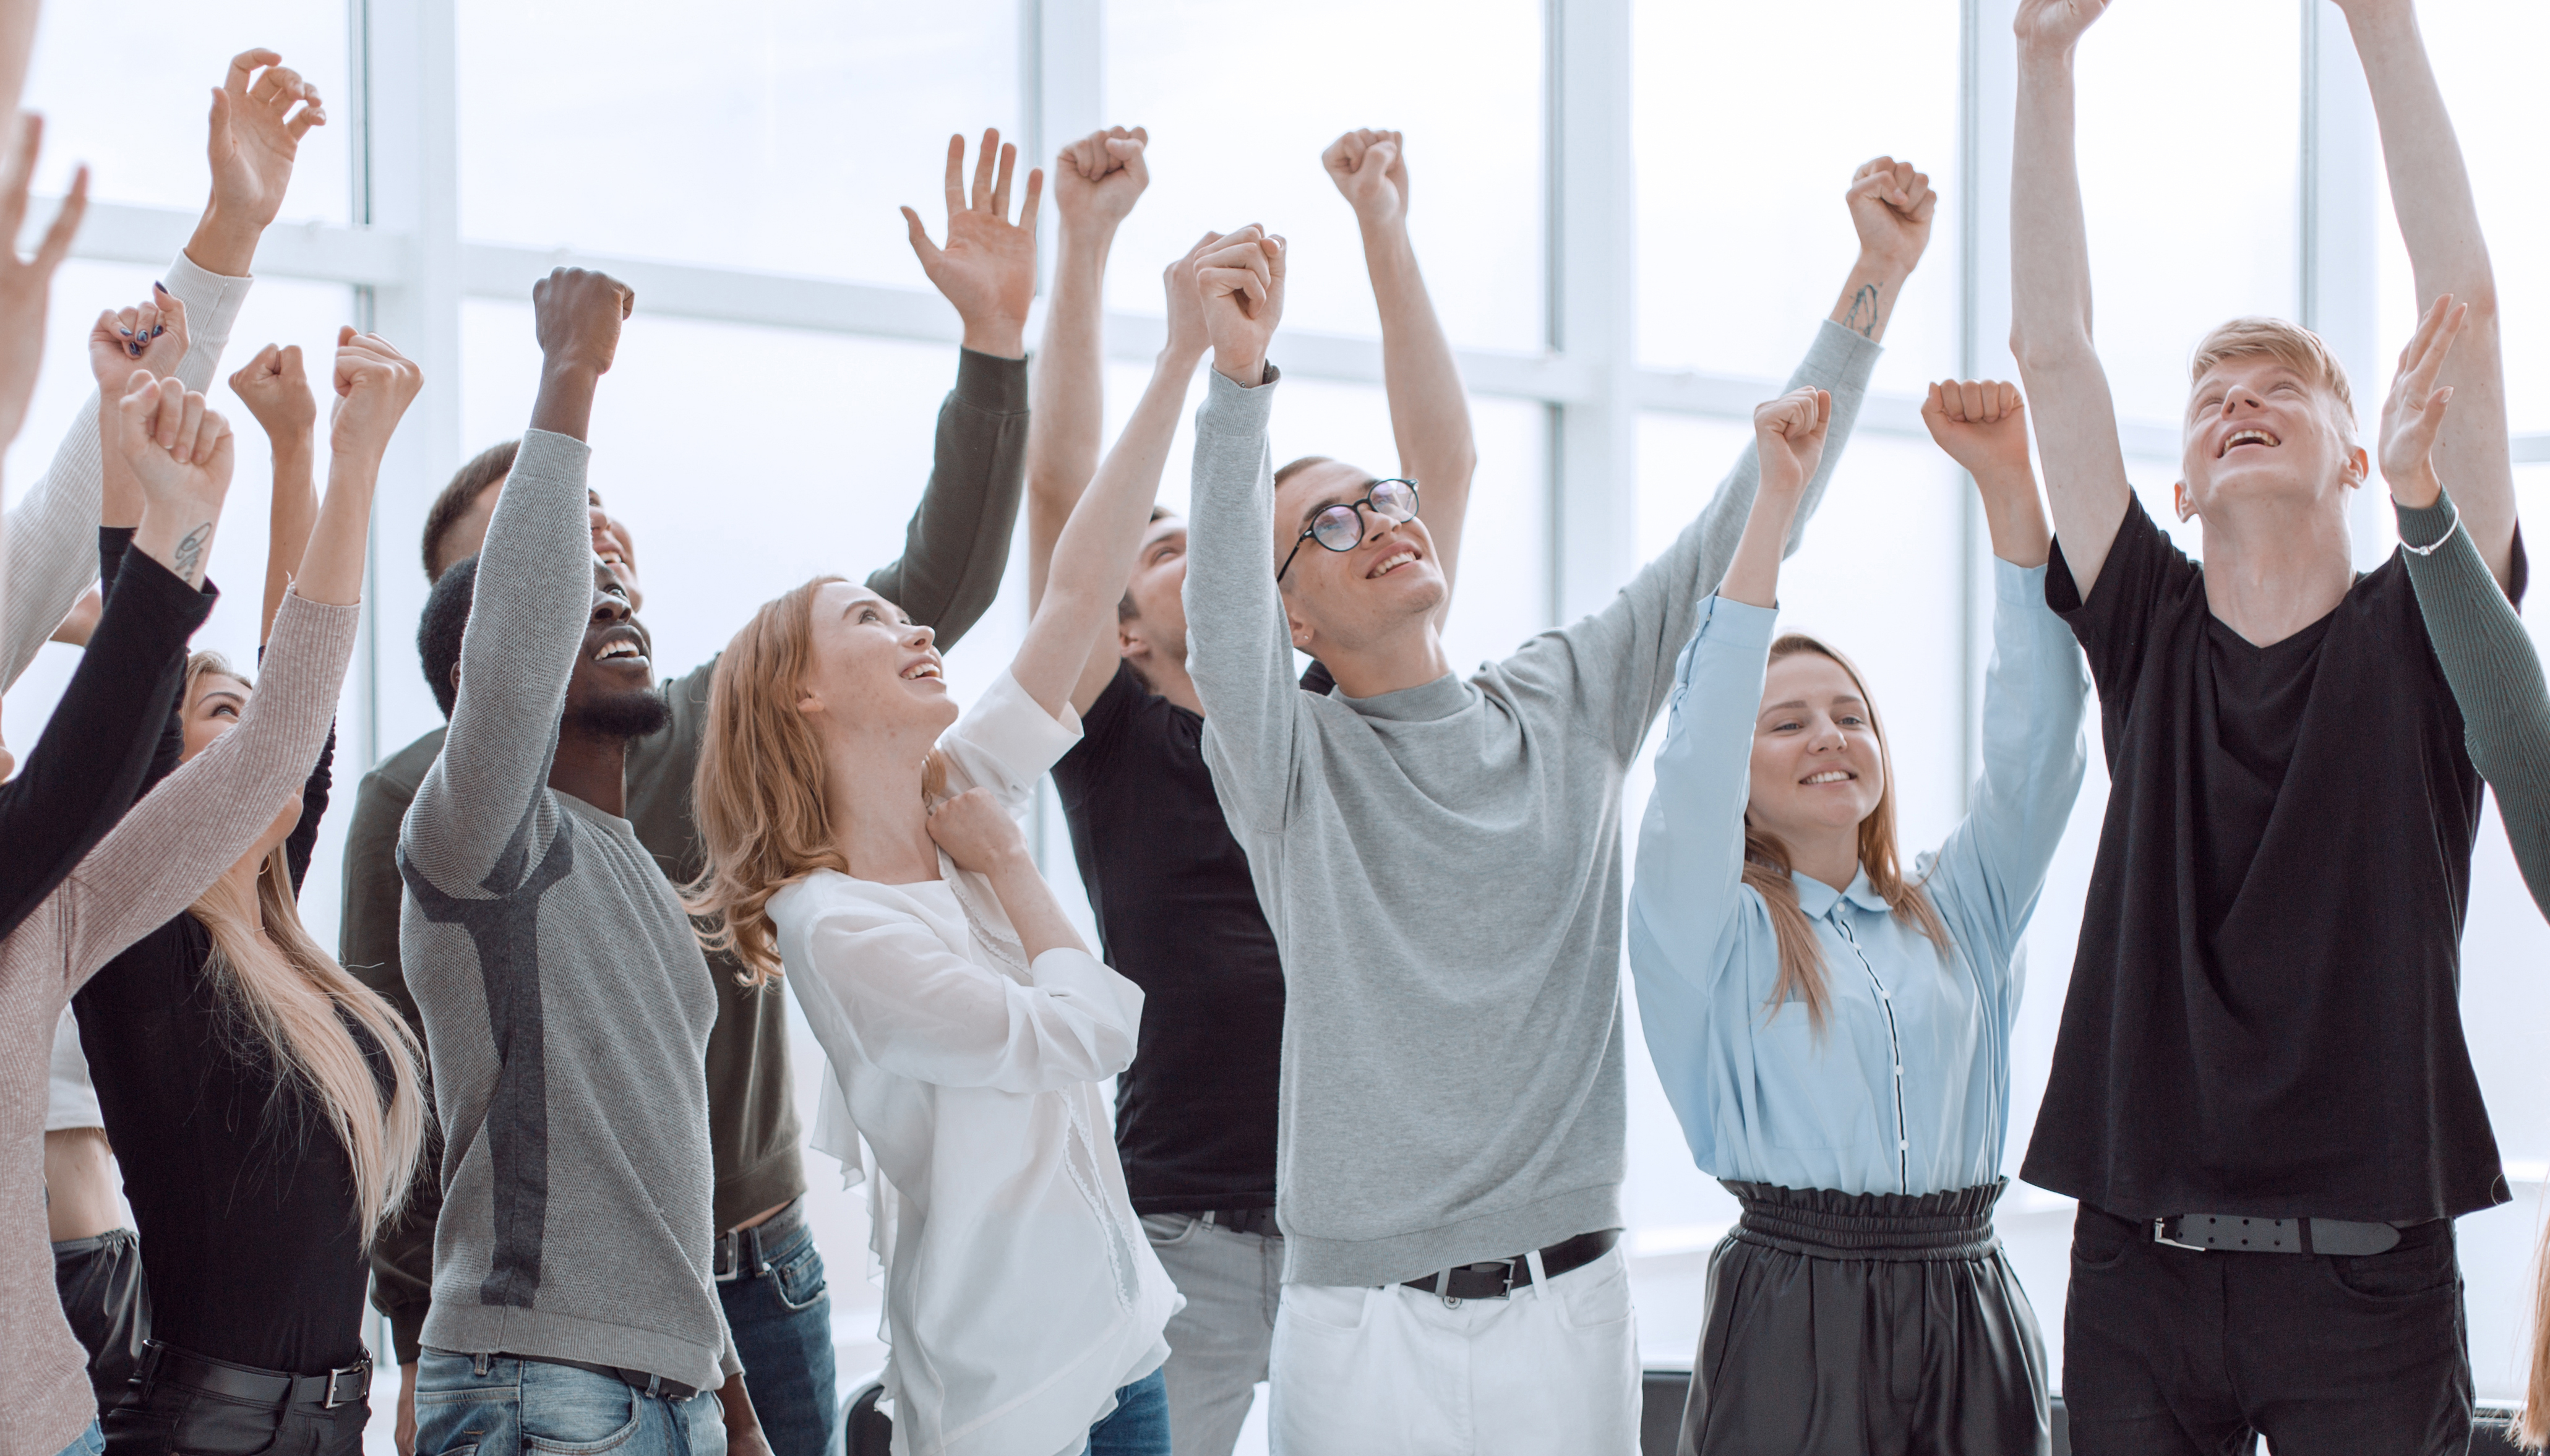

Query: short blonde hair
2189;317;2356;442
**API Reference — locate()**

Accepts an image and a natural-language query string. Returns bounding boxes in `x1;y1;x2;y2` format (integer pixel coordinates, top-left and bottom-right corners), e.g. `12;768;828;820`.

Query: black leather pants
53;1228;150;1415
1680;1179;2051;1456
102;1348;368;1456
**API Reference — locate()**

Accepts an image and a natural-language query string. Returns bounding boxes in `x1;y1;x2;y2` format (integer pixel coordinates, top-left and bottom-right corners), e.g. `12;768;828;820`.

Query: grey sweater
1183;321;1881;1287
2395;490;2550;915
398;429;732;1391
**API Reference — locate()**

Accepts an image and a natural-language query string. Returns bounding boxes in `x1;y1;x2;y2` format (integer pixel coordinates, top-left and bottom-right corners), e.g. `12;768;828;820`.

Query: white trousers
1266;1245;1641;1456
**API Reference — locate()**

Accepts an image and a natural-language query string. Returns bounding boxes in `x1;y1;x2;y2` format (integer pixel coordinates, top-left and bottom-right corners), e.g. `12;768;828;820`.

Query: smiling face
796;581;954;752
1747;649;1887;847
560;560;671;740
2178;340;2364;527
1272;460;1445;656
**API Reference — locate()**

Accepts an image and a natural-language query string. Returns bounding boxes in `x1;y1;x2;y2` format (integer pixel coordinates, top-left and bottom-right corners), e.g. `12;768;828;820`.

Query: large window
8;1;2546;1439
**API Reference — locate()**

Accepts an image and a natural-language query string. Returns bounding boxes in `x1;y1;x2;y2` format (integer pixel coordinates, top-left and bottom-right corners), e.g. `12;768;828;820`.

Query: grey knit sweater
397;429;734;1392
1182;320;1881;1287
2395;490;2550;915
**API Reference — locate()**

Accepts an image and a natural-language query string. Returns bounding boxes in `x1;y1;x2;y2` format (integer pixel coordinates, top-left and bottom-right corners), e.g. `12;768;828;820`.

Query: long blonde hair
687;578;945;987
182;654;427;1240
1741;634;1950;1033
2522;1225;2550;1447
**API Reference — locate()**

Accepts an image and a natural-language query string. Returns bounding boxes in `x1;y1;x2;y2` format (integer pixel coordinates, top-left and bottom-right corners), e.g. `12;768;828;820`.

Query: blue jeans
413;1352;728;1456
1085;1369;1170;1456
53;1422;104;1456
718;1214;836;1456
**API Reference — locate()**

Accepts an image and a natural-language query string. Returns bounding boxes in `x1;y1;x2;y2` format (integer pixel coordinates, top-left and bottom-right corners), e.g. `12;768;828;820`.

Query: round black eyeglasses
1276;478;1420;582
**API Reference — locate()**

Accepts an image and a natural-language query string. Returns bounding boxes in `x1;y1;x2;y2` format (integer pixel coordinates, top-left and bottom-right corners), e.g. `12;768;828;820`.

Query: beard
565;683;673;742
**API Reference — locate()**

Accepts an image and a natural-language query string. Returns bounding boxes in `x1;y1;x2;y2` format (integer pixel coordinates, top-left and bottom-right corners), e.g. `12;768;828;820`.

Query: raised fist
2014;0;2113;54
1197;226;1286;385
1054;126;1149;234
533;267;633;376
1921;379;2032;484
1753;387;1833;501
1846;156;1936;278
1162;230;1222;363
228;341;316;443
88;286;189;392
115;374;234;515
1323;129;1409;230
330;326;425;460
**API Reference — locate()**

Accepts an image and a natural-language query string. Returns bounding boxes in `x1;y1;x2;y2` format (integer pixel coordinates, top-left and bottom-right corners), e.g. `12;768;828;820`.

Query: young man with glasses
1178;157;1933;1453
1023;129;1482;1456
2010;1;2518;1450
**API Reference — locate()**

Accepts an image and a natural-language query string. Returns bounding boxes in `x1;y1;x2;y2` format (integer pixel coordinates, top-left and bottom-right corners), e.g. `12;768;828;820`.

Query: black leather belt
137;1340;371;1410
1202;1207;1281;1238
713;1194;807;1282
523;1355;702;1404
1401;1228;1620;1301
2150;1213;2406;1256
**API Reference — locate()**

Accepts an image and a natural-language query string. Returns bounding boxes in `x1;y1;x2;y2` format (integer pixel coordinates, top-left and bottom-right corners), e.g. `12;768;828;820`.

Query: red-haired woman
685;234;1243;1456
1627;380;2089;1456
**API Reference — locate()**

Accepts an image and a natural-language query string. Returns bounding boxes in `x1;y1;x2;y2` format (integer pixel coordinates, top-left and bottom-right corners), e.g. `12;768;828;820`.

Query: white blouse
771;670;1177;1456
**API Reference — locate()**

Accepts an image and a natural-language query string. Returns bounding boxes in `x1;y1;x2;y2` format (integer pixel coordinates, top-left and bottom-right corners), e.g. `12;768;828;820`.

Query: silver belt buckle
2153;1217;2210;1252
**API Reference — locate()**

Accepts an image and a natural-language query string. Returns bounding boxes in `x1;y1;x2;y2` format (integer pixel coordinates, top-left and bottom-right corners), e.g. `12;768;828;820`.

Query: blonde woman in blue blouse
1628;379;2089;1456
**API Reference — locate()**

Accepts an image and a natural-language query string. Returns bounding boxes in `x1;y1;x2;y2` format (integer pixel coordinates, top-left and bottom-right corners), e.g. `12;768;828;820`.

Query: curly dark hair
417;554;478;719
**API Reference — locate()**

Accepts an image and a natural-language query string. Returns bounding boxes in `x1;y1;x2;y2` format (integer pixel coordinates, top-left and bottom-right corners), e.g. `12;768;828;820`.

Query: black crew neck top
1052;662;1284;1214
74;693;367;1376
2020;495;2517;1223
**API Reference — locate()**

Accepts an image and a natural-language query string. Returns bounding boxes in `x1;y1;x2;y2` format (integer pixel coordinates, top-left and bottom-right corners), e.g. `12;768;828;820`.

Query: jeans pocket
2324;1234;2458;1303
771;1240;830;1312
520;1366;643;1455
1279;1281;1372;1335
1550;1248;1636;1334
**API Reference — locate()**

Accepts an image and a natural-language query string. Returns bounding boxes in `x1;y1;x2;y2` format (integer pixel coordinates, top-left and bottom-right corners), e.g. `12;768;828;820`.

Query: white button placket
1832;911;1910;1194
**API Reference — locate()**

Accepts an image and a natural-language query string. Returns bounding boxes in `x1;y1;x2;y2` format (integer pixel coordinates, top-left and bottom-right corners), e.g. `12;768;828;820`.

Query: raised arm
2338;0;2515;588
1717;388;1831;610
1017;236;1214;716
1;45;310;688
1026;126;1148;610
1180;228;1305;836
1322;130;1477;610
2379;294;2550;914
2009;0;2135;598
231;343;319;641
1922;379;2053;568
869;131;1039;644
404;271;626;891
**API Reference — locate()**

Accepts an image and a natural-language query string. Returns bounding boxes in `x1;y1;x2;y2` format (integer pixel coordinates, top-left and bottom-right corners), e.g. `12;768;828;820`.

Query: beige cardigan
0;591;356;1456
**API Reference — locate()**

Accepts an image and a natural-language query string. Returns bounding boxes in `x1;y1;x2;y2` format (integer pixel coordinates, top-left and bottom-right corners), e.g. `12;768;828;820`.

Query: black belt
2150;1212;2407;1256
137;1340;371;1410
1202;1207;1281;1238
518;1355;702;1404
714;1194;807;1282
1400;1228;1620;1301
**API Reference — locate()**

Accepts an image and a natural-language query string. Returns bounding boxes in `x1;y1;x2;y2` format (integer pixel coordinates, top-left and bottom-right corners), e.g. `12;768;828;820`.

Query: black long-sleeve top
72;554;367;1377
0;533;210;940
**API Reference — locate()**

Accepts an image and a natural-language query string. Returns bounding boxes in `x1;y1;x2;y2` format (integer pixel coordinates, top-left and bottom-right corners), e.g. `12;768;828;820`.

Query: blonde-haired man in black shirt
2010;1;2518;1451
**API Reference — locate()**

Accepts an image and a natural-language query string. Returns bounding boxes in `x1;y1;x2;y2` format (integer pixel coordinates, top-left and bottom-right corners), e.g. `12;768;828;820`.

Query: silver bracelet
2400;498;2460;558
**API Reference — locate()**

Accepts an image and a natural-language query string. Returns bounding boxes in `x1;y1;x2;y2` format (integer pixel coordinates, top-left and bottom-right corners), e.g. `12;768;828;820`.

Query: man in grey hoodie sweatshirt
1178;160;1936;1454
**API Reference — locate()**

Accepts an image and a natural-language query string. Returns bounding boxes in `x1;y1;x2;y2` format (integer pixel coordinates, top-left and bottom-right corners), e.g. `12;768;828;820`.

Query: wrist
270;432;317;465
2016;35;2080;71
1213;349;1268;386
961;319;1028;360
183;203;261;279
2387;464;2443;510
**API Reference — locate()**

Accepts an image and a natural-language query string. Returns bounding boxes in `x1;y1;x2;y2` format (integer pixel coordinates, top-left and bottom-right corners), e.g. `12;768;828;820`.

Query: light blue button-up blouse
1626;559;2089;1197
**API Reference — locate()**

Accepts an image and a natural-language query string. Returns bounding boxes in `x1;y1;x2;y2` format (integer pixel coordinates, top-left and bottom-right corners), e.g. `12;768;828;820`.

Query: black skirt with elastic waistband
1678;1178;2051;1456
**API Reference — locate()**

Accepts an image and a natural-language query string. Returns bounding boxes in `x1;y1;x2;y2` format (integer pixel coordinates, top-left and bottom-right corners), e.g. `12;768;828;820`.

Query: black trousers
1681;1180;2050;1456
101;1347;368;1456
2063;1201;2472;1456
53;1228;150;1414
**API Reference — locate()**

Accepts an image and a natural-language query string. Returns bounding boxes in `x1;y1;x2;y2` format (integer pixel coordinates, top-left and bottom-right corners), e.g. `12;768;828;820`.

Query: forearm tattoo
1844;283;1884;339
173;523;211;586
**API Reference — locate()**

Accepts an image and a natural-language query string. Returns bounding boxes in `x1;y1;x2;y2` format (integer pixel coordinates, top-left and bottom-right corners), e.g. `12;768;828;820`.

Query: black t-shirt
2020;495;2516;1223
1053;662;1283;1214
74;729;375;1376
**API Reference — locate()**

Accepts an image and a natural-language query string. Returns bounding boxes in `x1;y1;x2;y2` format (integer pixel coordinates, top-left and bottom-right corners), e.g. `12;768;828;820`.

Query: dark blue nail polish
153;281;167;294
